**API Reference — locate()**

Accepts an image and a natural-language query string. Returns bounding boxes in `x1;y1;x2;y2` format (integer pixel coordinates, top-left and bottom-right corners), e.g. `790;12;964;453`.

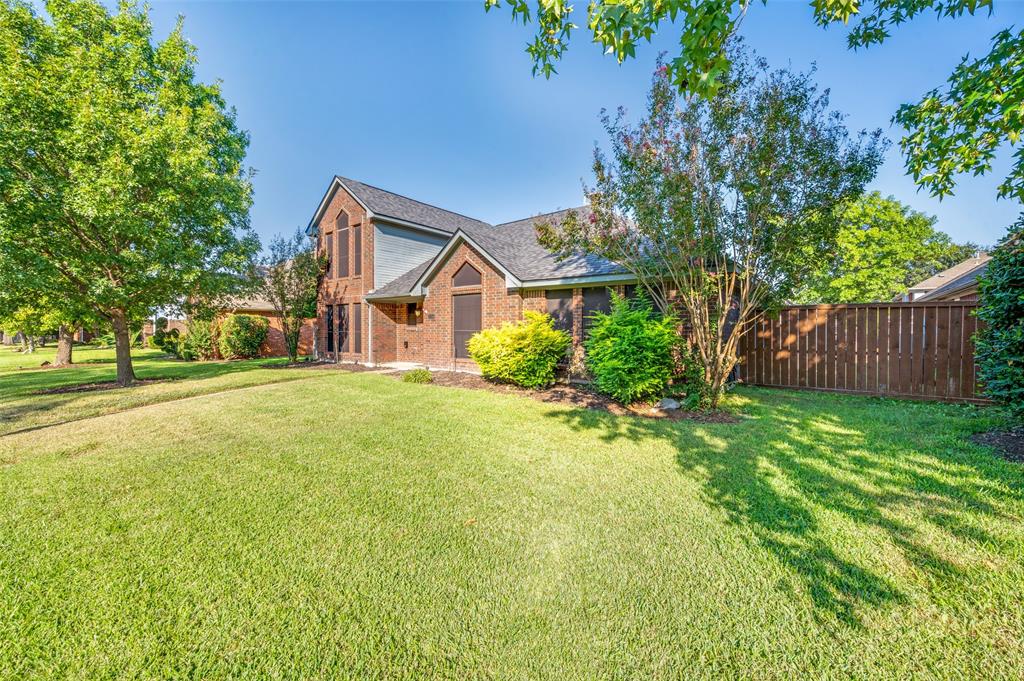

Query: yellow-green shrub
468;311;571;389
218;314;269;359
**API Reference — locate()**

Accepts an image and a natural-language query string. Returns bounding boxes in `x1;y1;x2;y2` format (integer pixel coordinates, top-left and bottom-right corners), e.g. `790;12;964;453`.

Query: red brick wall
387;241;523;369
315;183;373;362
217;311;314;358
257;312;315;358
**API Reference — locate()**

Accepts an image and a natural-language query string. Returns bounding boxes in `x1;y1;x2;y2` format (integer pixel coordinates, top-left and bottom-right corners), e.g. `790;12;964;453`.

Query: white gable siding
373;221;448;289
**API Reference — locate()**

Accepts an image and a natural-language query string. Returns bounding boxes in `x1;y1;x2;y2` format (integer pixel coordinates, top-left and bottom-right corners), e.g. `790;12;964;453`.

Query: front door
453;293;481;359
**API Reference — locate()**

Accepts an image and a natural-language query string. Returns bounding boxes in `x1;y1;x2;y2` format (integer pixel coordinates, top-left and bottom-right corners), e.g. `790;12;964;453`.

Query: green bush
676;341;714;410
156;328;181;357
976;224;1024;421
179;320;218;361
585;292;678;404
468;311;571;389
402;368;433;384
218;314;269;360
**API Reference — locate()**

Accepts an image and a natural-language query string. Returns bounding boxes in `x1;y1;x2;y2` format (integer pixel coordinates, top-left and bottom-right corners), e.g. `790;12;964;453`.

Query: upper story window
325;233;333;278
452;262;481;287
353;225;362;276
336;212;349;278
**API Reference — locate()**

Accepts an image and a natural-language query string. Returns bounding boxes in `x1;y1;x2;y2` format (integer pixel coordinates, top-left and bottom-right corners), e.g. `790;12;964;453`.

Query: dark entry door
453;293;481;359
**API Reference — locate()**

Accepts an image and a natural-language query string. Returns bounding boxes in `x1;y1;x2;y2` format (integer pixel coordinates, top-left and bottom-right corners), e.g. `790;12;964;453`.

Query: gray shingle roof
314;178;631;299
481;208;626;281
919;260;988;300
367;207;630;299
338;177;491;234
908;254;990;293
366;259;433;300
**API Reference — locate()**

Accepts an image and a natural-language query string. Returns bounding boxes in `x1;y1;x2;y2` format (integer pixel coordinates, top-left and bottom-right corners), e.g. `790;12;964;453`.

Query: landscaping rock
657;397;680;410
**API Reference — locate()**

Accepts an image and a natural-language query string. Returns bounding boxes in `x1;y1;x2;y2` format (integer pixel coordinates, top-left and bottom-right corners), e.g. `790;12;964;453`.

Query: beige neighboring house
898;254;991;303
220;294;316;357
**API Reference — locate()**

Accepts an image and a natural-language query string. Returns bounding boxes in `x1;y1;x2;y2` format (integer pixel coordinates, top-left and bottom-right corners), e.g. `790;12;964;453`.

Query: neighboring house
307;176;636;370
220;294;315;357
899;254;990;303
142;298;314;359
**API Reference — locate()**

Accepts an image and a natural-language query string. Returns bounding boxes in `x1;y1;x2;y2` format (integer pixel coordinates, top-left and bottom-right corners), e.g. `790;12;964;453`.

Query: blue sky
142;0;1024;248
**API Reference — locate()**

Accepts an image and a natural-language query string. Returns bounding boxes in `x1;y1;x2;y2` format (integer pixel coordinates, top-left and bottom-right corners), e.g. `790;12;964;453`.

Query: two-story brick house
307;176;636;370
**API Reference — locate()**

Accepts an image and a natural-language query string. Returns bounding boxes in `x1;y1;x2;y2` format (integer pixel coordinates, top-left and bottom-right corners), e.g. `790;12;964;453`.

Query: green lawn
1;367;1022;678
0;345;308;436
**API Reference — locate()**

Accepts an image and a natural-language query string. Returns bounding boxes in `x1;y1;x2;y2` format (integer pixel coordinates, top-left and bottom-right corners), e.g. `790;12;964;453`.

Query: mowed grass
0;345;309;436
1;372;1022;679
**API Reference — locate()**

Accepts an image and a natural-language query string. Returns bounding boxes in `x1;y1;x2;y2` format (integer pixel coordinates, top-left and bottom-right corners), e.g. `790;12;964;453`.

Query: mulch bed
398;370;738;423
33;379;168;395
971;428;1024;464
260;360;382;372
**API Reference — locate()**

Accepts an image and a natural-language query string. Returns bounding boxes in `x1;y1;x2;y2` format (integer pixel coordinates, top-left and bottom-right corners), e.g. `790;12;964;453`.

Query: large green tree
0;0;257;385
797;192;981;303
486;0;1023;201
537;47;884;406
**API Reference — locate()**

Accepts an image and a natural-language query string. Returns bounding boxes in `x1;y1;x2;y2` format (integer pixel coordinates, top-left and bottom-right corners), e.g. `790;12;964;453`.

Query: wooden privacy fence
736;302;986;402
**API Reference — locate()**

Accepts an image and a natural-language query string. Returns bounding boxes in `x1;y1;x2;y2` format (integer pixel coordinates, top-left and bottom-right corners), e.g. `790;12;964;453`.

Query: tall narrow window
453;293;481;359
325;234;334;279
326;305;335;353
353;303;363;354
353;225;362;276
336;212;349;278
452;262;481;287
339;304;349;353
583;287;611;337
546;289;574;334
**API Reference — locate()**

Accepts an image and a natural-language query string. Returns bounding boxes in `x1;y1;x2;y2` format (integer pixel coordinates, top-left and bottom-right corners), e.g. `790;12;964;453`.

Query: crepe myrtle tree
487;0;1024;203
258;230;327;363
537;46;885;407
0;0;258;386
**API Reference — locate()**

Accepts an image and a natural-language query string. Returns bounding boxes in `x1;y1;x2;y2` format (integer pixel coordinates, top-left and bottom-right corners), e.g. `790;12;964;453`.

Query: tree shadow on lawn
545;390;1024;628
0;356;295;435
0;355;283;399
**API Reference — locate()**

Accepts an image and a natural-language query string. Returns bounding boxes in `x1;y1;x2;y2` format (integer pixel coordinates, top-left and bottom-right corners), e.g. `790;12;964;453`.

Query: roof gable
310;177;630;297
306;176;491;236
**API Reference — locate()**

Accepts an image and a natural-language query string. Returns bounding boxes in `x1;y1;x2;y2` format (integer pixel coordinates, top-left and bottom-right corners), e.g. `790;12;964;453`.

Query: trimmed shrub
218;314;269;359
585;293;678;404
976;224;1024;421
180;320;218;361
402;368;433;384
468;311;571;389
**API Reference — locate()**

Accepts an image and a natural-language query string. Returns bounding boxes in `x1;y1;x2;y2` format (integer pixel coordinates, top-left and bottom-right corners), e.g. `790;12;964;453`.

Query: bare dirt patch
399;370;738;423
33;379;168;395
971;428;1024;464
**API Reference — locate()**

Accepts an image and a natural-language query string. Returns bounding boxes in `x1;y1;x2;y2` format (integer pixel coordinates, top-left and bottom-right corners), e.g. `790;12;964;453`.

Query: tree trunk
26;335;35;353
311;319;320;361
110;310;136;386
54;325;74;366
